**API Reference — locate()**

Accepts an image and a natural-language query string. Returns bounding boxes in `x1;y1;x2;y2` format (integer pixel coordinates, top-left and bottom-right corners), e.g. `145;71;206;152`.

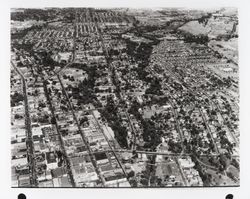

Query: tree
51;116;56;125
80;116;89;126
219;154;228;171
129;179;138;187
183;33;209;44
14;114;23;119
145;78;163;96
231;159;239;169
11;92;24;107
128;170;135;178
100;96;128;148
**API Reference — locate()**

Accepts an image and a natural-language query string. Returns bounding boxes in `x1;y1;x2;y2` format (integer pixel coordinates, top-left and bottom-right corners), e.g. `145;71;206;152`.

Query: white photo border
1;0;249;199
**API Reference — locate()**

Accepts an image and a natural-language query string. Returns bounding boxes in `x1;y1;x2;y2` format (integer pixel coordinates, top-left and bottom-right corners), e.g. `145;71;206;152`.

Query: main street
90;9;139;152
89;8;139;170
89;148;239;158
43;79;76;187
57;74;106;186
91;110;128;178
12;61;38;187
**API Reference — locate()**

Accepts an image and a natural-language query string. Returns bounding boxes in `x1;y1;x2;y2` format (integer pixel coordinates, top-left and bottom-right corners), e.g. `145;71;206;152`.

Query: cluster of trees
218;130;234;154
11;9;58;21
109;48;120;57
145;78;163;96
216;34;238;41
143;95;168;107
12;25;44;41
222;77;233;88
182;32;209;44
141;119;162;150
79;116;89;127
63;12;75;23
73;80;96;105
70;63;88;70
39;51;58;68
184;121;216;153
128;100;142;121
231;158;239;169
218;154;230;172
11;92;24;107
190;150;235;186
198;13;212;25
191;155;213;185
100;95;128;148
124;39;137;59
55;150;64;168
38;100;46;108
37;113;50;124
14;114;23;119
123;37;159;81
168;139;183;153
11;40;34;52
63;75;75;82
66;66;98;106
132;25;162;37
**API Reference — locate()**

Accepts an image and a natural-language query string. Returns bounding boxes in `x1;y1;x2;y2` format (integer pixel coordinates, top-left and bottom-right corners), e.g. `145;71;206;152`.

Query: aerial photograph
10;7;239;188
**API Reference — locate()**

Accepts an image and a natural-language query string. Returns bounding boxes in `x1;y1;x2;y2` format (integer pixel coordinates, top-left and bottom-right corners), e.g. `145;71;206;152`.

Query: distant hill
178;8;237;39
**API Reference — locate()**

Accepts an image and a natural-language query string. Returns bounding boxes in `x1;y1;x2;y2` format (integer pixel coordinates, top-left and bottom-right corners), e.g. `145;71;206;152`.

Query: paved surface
12;61;38;187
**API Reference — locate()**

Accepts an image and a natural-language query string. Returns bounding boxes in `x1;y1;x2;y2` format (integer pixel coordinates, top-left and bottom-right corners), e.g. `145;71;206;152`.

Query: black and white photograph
2;0;250;198
10;7;240;188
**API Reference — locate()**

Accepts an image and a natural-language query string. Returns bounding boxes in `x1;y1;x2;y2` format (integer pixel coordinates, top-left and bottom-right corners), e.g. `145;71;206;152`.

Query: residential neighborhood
11;7;239;187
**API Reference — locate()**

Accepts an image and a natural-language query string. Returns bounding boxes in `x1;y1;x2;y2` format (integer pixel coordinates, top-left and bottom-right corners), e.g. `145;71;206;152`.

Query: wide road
197;104;219;154
57;75;106;186
91;110;128;178
43;80;76;187
12;61;38;187
89;8;139;153
91;148;239;158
